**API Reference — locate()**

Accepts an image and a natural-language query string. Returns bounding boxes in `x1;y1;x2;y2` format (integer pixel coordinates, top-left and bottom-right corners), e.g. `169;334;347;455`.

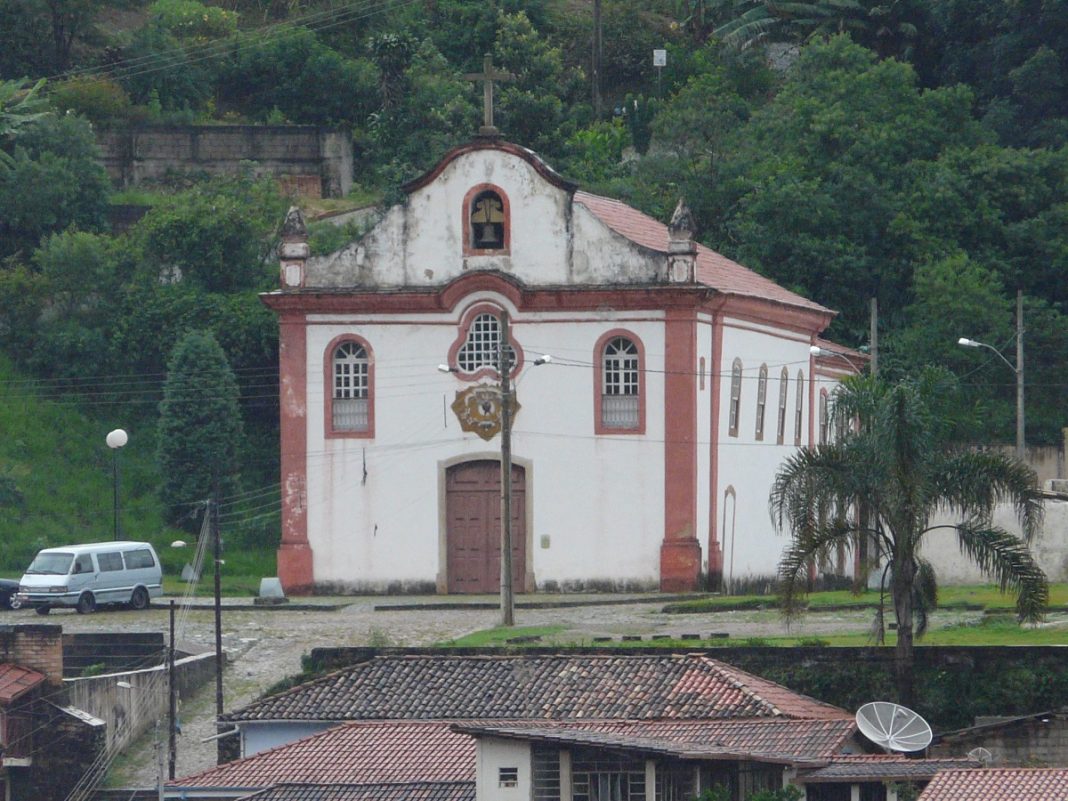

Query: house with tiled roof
917;767;1068;801
262;123;861;596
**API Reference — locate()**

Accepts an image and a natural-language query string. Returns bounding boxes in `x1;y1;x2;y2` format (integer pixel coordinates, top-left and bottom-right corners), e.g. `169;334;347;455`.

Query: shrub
49;77;132;125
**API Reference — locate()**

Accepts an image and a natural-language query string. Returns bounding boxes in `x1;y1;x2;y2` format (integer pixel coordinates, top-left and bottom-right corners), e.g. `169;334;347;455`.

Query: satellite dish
968;747;993;765
855;701;933;752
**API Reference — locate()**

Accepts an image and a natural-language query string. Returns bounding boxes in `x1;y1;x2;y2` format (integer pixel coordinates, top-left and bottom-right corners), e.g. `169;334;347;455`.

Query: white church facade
263;136;858;594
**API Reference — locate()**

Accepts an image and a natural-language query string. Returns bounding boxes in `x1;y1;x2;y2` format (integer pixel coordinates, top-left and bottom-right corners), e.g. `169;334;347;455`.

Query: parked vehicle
0;579;21;609
16;541;163;615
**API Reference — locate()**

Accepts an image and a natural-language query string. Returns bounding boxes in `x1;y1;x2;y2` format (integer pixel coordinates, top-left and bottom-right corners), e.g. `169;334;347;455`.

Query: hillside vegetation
1;0;1067;566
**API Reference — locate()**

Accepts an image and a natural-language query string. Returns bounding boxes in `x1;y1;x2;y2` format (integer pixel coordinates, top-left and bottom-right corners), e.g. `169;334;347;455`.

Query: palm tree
769;371;1047;705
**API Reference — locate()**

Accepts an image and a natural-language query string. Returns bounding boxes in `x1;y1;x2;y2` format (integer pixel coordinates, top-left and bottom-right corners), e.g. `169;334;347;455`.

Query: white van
17;541;163;615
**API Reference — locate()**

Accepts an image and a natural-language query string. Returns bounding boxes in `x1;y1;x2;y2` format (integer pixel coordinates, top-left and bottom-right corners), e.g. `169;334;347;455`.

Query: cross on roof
463;53;515;137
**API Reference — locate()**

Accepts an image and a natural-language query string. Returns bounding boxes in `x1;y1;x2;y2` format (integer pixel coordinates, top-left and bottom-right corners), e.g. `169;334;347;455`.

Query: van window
73;554;94;574
98;552;124;572
124;549;155;569
26;552;73;575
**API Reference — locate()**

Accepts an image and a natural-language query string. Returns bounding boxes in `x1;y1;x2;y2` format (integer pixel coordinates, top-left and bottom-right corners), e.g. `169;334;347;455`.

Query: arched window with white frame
599;335;641;431
328;338;373;437
819;388;829;445
728;359;743;437
777;367;789;445
755;364;768;440
794;371;805;445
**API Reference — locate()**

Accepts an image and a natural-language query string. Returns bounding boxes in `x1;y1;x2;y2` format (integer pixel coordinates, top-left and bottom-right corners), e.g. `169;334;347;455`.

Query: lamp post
809;345;863;373
958;291;1024;460
117;679;167;801
438;330;551;627
106;429;128;540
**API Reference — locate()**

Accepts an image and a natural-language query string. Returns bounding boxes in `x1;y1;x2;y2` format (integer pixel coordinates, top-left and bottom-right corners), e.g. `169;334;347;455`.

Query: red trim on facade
717;295;834;337
661;309;701;592
401;139;579;195
277;312;313;594
592;328;646;436
445;302;526;381
439;273;526;311
707;315;725;589
323;333;376;440
462;183;511;257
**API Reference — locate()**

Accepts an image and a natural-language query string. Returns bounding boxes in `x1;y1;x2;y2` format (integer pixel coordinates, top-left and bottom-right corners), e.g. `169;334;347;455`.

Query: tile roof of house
221;654;849;724
917;768;1068;801
454;717;856;764
172;721;475;790
0;663;45;704
796;756;982;783
574;191;832;315
242;782;475;801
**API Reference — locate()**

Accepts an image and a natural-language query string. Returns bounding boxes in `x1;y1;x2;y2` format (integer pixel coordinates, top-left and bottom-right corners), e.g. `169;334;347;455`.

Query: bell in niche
478;224;498;244
470;192;505;249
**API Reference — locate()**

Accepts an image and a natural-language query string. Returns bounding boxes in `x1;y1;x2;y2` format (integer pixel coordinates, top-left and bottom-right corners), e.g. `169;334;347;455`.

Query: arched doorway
445;460;526;594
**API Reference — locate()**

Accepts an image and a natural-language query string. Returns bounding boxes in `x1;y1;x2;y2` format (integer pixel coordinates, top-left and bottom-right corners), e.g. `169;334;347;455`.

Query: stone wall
97;125;353;198
10;704;106;801
932;709;1068;767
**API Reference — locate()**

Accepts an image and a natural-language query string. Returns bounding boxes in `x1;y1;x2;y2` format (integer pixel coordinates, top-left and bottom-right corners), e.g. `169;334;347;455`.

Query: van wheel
35;605;50;616
76;593;96;614
129;587;149;611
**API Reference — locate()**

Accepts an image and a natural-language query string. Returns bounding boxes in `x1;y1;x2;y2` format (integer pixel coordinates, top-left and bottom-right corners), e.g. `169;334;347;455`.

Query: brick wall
97;125;353;198
0;625;63;685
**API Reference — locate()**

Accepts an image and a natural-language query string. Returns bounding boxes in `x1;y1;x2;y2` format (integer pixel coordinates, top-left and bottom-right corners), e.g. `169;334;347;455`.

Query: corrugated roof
221;654;849;724
241;782;475;801
917;768;1068;800
173;721;475;790
0;663;45;704
455;717;856;763
574;191;831;314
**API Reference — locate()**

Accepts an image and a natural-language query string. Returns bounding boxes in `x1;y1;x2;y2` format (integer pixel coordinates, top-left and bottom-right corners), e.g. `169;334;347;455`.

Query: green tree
770;371;1048;705
157;330;244;528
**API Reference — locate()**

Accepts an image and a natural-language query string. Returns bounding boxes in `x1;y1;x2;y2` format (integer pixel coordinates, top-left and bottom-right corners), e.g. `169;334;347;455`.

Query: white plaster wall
476;738;531;801
716;321;817;583
570;203;663;283
697;318;714;575
242;721;333;757
920;498;1068;583
303;298;668;589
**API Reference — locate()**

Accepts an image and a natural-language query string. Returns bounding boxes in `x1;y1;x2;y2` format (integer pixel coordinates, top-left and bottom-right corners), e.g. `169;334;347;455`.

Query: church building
262;132;857;595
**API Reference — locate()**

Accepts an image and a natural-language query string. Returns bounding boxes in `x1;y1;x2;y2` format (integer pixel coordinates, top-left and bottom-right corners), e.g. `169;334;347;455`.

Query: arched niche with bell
462;183;511;255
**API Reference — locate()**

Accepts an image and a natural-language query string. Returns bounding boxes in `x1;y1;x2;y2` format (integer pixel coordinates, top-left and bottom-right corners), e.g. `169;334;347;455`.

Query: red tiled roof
221;654;849;724
797;756;981;783
574;191;831;314
455;717;856;763
0;663;45;704
173;721;475;790
918;768;1068;800
242;782;475;801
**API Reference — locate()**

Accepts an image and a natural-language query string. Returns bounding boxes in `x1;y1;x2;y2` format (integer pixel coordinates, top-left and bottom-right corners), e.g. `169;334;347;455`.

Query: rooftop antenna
967;746;993;766
855;701;933;753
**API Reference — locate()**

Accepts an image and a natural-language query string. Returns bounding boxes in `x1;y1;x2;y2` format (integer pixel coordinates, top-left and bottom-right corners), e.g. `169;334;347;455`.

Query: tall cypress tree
157;330;244;528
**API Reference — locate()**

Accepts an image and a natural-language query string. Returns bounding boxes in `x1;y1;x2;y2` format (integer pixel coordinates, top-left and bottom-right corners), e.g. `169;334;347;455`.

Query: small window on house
499;767;519;788
98;552;123;572
456;312;515;374
602;337;640;430
755;364;768;440
777;367;789;445
819;389;829;445
333;341;370;431
470;190;505;250
728;359;743;437
795;371;805;445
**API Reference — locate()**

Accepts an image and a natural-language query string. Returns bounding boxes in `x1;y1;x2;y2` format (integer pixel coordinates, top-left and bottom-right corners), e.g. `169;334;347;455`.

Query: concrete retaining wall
97;125;353;198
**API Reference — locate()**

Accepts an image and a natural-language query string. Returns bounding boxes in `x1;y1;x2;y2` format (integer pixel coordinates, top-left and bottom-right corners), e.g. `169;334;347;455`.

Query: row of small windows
729;360;806;445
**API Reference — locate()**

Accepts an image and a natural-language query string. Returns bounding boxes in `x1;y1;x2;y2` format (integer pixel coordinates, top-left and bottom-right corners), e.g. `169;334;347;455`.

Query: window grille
333;341;369;431
602;337;640;429
755;364;768;440
457;312;515;374
795;371;805;445
532;747;561;801
729;359;743;437
572;750;646;801
777;367;789;444
499;767;519;788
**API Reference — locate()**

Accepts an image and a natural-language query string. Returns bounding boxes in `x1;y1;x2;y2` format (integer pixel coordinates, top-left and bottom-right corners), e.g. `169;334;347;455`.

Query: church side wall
716;321;817;584
302;306;668;591
696;316;715;579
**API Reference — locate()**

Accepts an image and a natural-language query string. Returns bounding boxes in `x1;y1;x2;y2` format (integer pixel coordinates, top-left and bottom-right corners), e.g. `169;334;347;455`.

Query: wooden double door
445;460;526;594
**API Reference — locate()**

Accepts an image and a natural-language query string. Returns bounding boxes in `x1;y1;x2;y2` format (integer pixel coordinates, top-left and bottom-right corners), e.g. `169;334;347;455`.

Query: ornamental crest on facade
451;385;519;441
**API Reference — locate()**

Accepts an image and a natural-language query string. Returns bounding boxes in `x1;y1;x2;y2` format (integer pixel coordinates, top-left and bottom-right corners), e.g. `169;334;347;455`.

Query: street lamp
117;679;168;801
809;345;863;373
958;338;1024;460
106;428;128;541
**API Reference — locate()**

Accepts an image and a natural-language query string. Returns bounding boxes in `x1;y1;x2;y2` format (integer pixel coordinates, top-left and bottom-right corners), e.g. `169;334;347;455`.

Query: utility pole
498;312;514;627
1016;289;1025;461
168;600;177;780
592;0;603;118
869;297;879;376
210;488;223;716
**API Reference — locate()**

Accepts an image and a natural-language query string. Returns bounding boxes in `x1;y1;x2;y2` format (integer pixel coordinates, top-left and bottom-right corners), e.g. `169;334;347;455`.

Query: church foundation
659;539;702;592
